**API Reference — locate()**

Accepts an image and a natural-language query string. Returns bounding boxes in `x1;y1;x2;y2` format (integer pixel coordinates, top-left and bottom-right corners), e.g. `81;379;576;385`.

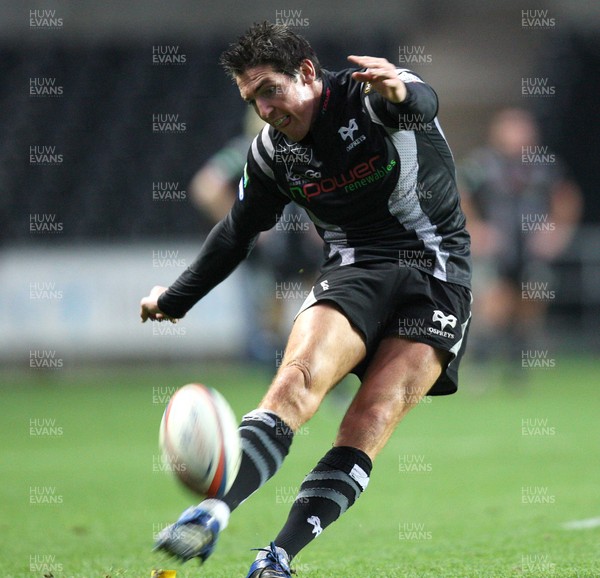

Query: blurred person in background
459;107;582;372
189;108;322;363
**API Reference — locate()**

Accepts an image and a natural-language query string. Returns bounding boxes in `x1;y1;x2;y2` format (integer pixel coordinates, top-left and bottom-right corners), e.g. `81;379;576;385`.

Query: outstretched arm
141;168;288;322
155;212;262;319
139;213;259;323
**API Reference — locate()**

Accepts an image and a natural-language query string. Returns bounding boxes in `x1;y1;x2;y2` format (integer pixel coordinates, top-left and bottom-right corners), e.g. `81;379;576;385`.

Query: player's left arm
141;164;288;323
348;55;438;123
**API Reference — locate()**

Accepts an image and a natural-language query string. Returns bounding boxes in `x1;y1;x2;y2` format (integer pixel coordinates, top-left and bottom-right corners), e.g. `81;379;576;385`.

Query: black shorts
296;263;472;395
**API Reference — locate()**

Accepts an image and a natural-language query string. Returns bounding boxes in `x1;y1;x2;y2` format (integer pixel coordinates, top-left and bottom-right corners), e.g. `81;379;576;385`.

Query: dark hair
220;21;321;80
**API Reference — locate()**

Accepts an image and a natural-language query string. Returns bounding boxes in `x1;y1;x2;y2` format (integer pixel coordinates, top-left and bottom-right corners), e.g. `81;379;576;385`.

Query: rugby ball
159;383;241;498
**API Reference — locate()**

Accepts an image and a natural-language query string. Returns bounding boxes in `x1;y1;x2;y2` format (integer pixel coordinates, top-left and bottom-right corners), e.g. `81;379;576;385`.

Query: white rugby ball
159;383;241;498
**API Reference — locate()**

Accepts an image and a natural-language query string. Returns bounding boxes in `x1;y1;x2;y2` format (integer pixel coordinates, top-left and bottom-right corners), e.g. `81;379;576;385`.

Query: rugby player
141;21;472;578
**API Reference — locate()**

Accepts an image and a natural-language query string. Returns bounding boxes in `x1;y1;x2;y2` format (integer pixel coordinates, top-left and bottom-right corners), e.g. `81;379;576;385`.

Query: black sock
222;409;294;511
274;446;372;558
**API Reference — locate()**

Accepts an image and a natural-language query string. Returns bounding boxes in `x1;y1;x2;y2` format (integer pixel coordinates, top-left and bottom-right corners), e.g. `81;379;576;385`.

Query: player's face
236;62;321;142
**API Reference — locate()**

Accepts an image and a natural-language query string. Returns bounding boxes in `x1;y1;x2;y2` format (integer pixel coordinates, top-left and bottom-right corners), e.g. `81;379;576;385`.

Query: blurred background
1;0;599;370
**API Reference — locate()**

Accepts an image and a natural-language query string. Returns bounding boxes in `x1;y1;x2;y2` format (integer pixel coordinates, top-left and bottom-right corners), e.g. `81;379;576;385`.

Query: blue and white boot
246;542;293;577
154;499;229;563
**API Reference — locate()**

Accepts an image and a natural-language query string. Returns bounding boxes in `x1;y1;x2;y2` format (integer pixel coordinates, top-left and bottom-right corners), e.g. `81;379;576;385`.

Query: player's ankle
200;499;230;530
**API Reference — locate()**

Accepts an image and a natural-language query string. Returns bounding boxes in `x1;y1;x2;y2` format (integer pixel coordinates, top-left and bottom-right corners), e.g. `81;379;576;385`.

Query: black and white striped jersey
158;68;471;319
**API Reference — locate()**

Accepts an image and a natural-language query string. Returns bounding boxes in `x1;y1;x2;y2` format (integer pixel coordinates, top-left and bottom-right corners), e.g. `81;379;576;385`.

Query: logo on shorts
320;280;329;291
428;310;457;339
432;310;457;331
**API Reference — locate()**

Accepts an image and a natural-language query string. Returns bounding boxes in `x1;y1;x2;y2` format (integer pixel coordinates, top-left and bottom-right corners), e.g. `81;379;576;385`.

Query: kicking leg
157;303;366;563
223;301;366;511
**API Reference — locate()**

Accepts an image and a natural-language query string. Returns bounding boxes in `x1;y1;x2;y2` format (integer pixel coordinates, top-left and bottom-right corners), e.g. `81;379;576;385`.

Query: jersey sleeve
157;141;289;318
362;68;439;129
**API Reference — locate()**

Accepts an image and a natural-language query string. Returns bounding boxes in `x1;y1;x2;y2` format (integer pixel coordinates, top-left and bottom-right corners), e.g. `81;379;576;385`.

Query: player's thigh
260;302;366;427
335;336;448;460
277;301;367;386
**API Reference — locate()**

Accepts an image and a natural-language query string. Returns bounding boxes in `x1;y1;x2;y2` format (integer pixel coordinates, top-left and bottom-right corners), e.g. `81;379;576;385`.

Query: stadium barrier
1;242;247;364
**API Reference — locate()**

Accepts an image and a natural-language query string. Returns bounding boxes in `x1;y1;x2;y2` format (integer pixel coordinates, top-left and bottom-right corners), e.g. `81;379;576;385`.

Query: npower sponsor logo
288;155;396;202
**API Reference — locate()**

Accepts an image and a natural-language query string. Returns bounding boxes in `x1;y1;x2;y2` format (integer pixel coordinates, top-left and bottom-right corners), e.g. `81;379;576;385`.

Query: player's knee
281;358;312;389
270;359;320;423
343;401;397;440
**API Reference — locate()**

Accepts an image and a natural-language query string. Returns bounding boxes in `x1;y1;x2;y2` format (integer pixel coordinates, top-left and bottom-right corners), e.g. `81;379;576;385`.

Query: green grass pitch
3;356;599;577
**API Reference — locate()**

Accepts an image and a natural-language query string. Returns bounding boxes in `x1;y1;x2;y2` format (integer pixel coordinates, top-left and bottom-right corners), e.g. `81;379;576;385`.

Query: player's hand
140;285;179;323
347;55;407;103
